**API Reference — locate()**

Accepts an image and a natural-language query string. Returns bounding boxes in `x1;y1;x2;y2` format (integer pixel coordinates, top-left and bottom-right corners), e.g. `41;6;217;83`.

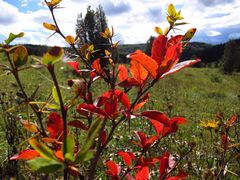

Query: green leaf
168;4;177;17
28;158;63;173
75;118;102;163
5;32;24;45
174;22;188;26
42;46;64;65
64;135;75;162
0;52;8;61
47;103;60;110
13;46;28;67
52;86;64;104
29;139;57;160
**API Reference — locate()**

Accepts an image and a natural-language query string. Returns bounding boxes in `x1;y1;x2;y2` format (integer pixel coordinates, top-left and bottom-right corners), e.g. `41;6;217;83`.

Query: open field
0;63;239;178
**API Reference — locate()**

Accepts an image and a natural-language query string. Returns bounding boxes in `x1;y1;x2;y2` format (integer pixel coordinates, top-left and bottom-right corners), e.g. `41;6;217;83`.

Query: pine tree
75;5;110;65
223;40;239;74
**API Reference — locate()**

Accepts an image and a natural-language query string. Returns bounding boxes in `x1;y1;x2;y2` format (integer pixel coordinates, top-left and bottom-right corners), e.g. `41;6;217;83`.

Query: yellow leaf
65;35;75;44
164;27;169;35
182;28;197;42
168;4;177;17
100;32;108;39
88;45;94;52
43;22;57;31
154;27;163;35
105;49;111;56
105;28;111;37
42;46;64;65
47;0;62;7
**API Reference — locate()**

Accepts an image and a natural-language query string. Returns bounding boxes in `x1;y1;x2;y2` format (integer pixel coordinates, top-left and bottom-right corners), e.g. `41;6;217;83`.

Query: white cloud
0;0;240;46
206;30;221;37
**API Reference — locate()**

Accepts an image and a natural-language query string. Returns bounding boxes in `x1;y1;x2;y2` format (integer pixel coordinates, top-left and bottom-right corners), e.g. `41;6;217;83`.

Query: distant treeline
24;38;240;67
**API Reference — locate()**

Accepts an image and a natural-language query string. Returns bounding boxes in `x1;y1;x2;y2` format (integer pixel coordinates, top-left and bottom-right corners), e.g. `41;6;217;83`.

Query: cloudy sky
0;0;240;46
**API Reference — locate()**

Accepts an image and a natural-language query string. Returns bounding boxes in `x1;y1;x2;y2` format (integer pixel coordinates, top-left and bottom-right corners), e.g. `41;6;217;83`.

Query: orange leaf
118;64;128;82
20;120;39;133
151;35;168;64
65;35;75;44
130;60;148;84
43;22;57;31
129;50;158;78
10;149;40;160
226;114;238;127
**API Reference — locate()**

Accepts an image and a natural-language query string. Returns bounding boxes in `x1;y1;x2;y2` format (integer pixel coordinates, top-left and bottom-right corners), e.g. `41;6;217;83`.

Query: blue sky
0;0;240;46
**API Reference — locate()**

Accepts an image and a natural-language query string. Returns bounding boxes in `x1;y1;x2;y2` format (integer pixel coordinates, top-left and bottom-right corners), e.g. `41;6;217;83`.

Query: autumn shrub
0;1;203;179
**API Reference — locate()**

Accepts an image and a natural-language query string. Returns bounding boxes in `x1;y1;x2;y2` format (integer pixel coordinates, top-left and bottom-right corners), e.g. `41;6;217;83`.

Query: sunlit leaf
182;28;197;42
118;64;128;82
154;27;163;35
151;35;168;65
28;158;63;173
4;32;24;45
65;35;75;44
168;4;177;17
10;149;40;160
42;46;64;65
129;50;158;78
160;59;201;79
52;86;64;104
130;60;148;84
43;22;57;31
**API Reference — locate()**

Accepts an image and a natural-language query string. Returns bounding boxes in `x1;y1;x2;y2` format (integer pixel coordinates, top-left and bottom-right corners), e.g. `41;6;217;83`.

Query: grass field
0;62;239;178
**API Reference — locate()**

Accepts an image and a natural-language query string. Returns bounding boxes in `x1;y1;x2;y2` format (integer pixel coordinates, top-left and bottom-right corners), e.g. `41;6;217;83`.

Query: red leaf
118;151;136;167
47;112;65;141
105;160;120;177
118;77;141;88
78;103;108;117
136;167;149;180
160;59;201;79
10;149;40;160
166;171;187;180
142;111;170;125
167;35;183;47
132;93;150;112
55;150;64;161
159;152;170;177
90;58;102;80
115;90;131;110
66;61;80;74
92;58;101;74
118;64;128;82
100;130;107;145
226;114;238;127
158;43;182;75
130;60;148;84
104;97;118;117
171;117;187;124
129;50;158;78
100;90;131;110
149;119;164;137
151;35;168;64
68;120;88;130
